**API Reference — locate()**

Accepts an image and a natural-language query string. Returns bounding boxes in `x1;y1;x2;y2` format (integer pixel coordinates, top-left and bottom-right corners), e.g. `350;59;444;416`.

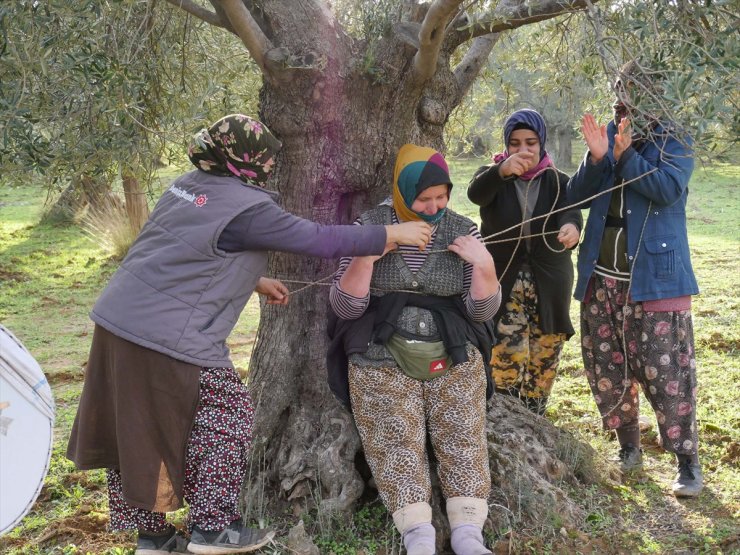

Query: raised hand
613;117;633;161
581;113;608;164
499;151;536;178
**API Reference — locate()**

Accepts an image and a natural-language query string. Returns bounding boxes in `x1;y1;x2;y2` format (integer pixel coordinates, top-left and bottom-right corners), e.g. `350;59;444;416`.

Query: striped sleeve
329;218;501;321
330;219;371;320
462;225;502;322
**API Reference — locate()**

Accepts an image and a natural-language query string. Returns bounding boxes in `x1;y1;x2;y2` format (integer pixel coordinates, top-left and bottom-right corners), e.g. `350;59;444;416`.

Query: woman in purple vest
66;114;432;555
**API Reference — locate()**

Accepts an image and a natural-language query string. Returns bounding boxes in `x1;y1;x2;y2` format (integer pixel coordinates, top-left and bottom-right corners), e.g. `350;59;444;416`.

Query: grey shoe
136;527;191;554
188;521;274;554
672;460;703;498
613;443;643;472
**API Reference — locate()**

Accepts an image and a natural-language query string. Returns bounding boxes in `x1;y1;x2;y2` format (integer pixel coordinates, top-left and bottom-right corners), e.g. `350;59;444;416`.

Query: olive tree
154;6;737;548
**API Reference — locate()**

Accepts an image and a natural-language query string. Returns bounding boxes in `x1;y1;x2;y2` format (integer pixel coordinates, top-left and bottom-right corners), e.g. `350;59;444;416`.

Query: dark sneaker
612;443;643;472
188;520;274;554
136;527;191;554
672;460;703;498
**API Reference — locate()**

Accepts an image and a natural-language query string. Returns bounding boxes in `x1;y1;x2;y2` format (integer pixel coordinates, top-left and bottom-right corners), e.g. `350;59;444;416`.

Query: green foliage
447;14;610;165
586;0;739;153
333;0;402;42
2;1;161;185
305;503;397;554
447;1;738;161
0;1;262;199
334;0;403;82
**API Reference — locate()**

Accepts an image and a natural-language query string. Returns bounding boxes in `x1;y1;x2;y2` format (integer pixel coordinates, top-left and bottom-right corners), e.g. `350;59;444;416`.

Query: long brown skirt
66;325;201;512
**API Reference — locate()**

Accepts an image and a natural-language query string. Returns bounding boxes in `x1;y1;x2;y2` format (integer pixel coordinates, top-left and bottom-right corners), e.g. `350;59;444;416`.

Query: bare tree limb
164;0;228;29
412;0;465;85
218;0;274;72
452;34;499;103
206;0;238;33
448;0;596;48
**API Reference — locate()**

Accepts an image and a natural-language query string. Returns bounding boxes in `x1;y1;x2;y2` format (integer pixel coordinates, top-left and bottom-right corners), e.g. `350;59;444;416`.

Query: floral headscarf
392;144;452;225
188;114;282;187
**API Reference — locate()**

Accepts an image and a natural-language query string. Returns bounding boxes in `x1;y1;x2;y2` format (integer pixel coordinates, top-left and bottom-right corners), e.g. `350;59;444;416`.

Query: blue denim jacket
567;121;699;302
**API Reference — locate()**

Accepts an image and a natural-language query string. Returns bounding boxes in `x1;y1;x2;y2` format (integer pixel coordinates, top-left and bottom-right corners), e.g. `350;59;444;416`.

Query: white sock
403;523;436;555
450;524;491;555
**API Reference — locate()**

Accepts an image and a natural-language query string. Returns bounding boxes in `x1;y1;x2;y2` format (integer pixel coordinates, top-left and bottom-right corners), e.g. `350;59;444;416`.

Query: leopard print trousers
349;344;491;513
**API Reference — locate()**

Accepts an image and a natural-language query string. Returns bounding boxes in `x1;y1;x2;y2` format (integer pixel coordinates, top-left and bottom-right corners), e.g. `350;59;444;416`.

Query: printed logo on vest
429;359;447;373
168;185;208;208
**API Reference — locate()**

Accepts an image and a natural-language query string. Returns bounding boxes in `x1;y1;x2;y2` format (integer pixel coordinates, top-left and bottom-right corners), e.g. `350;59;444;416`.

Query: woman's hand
557;223;580;249
613;117;632;162
449;235;499;300
385;221;432;250
499;152;535;178
581;113;608;164
255;277;289;305
448;235;494;268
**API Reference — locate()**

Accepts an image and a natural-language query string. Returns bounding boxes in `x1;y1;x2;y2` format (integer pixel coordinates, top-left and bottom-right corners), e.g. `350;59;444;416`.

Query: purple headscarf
503;109;547;160
493;108;553;181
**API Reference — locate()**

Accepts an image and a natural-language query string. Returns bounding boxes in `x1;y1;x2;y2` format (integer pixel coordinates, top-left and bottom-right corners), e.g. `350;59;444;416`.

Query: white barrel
0;325;55;536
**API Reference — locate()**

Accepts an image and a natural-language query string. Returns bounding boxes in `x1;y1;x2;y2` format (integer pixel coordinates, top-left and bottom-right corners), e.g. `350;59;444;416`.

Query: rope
599;198;653;419
272;164;657;421
273;166;658;297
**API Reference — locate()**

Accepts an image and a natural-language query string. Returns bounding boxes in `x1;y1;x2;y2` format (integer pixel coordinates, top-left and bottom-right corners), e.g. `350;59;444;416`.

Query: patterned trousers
107;366;254;532
581;275;698;455
349;345;491;514
491;270;566;410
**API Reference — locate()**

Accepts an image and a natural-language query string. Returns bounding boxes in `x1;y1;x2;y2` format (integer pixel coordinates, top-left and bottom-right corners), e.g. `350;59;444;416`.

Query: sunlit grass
0;157;737;553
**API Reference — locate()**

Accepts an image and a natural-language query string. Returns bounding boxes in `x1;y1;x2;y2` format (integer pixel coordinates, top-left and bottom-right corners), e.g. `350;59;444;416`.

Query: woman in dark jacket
468;109;582;415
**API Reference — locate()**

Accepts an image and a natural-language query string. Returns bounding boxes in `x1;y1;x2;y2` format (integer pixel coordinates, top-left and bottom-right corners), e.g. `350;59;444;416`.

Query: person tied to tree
468;109;582;416
568;61;702;497
327;145;501;555
66;114;433;555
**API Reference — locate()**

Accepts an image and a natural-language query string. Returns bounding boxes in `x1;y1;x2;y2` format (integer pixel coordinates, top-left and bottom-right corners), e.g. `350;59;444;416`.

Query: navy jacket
567;122;699;302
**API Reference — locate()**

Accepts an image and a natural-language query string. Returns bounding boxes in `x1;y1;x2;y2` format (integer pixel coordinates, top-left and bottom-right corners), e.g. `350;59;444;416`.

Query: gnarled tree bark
165;1;602;551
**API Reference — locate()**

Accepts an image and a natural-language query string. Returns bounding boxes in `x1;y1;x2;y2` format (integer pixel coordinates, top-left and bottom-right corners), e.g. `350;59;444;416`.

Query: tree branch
412;0;465;85
164;0;228;29
448;0;595;48
218;0;274;72
452;34;499;103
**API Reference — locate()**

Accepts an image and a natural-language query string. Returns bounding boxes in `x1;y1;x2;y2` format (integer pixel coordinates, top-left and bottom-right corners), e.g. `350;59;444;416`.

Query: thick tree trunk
554;124;574;168
42;180;83;223
248;43;427;518
121;172;150;233
238;39;605;552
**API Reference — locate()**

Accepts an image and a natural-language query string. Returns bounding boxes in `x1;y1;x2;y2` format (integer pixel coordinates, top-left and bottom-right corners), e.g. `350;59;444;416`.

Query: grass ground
0;158;737;554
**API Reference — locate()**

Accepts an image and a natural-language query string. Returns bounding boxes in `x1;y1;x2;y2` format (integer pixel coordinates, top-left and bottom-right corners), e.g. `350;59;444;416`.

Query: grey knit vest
91;170;276;367
353;206;472;365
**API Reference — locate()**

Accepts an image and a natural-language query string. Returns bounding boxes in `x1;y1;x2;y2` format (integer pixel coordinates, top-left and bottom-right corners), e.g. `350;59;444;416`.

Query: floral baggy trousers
107;366;254;532
580;275;698;455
